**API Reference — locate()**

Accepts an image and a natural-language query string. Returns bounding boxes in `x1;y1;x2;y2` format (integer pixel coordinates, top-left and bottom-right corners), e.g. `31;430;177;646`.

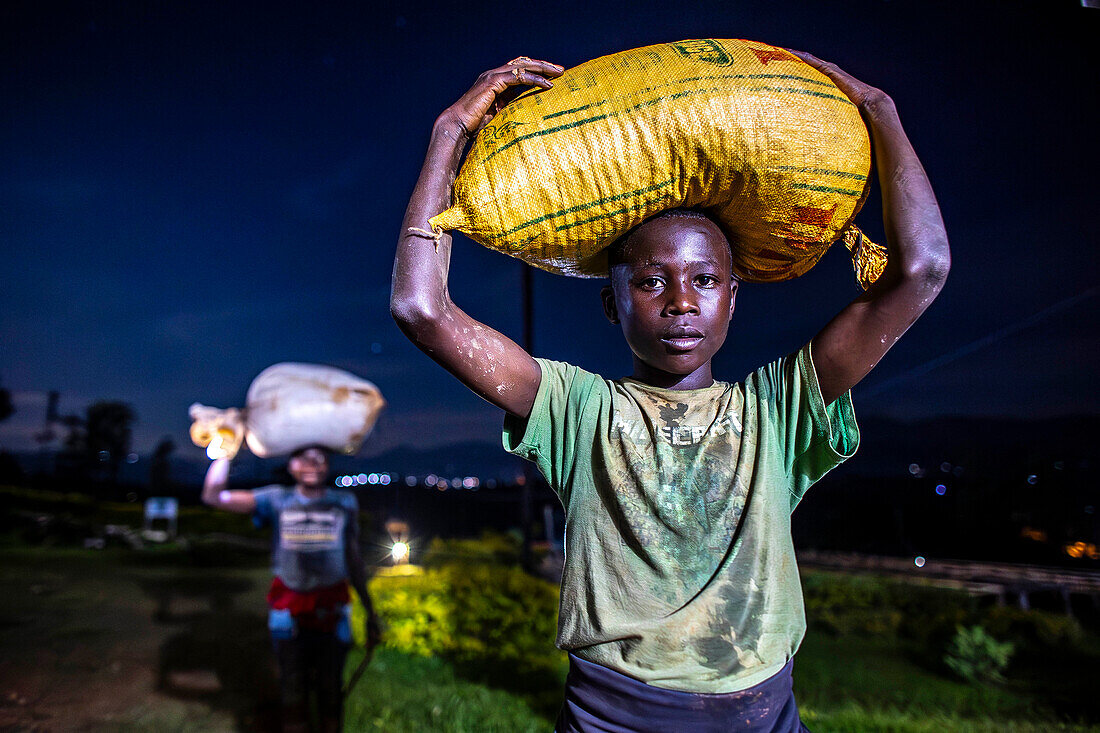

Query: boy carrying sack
391;49;949;733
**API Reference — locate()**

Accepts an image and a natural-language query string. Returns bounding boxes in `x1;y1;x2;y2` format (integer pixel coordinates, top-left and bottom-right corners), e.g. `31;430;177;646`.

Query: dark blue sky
2;0;1097;457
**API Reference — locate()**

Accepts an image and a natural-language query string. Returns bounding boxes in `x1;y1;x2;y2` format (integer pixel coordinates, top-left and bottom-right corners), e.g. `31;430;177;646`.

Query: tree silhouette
149;437;175;494
0;383;13;424
85;401;136;489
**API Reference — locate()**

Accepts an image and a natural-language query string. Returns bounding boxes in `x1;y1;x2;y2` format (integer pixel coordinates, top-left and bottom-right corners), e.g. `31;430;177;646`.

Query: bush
352;559;566;717
943;625;1014;685
979;606;1083;650
421;531;524;567
813;606;904;637
801;571;974;639
356;572;458;657
355;563;563;670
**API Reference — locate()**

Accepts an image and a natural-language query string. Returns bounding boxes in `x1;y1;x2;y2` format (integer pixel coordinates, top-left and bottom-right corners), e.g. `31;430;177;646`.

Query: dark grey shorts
556;654;809;733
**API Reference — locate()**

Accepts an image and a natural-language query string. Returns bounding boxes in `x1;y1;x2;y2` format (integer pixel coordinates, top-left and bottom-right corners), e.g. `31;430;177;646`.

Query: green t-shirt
503;343;858;693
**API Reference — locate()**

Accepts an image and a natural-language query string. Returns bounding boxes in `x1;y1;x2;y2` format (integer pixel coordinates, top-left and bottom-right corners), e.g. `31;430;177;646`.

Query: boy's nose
663;284;699;316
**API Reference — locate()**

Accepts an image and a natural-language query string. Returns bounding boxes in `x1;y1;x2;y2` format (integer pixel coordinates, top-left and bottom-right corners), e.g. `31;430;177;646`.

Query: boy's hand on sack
788;50;893;115
437;58;564;138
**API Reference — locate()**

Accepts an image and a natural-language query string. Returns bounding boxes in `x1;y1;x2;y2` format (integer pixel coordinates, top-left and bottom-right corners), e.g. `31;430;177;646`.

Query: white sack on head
243;363;386;458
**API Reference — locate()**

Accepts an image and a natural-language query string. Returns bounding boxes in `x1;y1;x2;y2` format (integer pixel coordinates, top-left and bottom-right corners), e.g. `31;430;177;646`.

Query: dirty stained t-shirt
503;343;858;693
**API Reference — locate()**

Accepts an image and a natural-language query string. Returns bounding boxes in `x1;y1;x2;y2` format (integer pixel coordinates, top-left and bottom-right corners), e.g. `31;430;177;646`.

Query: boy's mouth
660;326;704;352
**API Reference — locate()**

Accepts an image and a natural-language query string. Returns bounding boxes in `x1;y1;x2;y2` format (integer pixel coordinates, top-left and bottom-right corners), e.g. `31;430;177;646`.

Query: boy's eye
695;274;720;287
637;276;664;290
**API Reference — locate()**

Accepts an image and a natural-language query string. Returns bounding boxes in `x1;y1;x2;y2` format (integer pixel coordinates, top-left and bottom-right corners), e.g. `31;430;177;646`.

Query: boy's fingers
788;49;847;78
512;69;554;88
789;50;859;88
501;58;565;77
787;48;818;64
527;59;566;77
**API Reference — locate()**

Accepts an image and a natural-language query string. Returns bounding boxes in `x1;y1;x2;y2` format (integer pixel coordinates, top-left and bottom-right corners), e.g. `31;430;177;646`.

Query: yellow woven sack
431;39;886;287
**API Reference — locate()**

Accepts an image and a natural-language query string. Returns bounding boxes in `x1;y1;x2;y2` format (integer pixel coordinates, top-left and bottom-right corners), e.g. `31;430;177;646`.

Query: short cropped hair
606;208;733;270
289;445;332;460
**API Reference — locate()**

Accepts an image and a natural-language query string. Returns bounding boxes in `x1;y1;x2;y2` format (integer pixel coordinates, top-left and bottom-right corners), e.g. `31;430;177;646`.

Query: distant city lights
1064;541;1099;560
334;472;494;490
335;472;392;487
1020;527;1048;542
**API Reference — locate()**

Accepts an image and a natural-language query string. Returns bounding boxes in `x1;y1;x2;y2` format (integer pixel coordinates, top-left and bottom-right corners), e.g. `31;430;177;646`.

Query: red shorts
266;576;350;632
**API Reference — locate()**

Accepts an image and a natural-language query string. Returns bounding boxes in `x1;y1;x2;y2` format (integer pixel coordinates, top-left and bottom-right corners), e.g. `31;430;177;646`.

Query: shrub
813;606;904;637
356;572;458;657
421;531;523;567
354;563;563;671
943;625;1014;685
801;571;973;639
979;606;1083;650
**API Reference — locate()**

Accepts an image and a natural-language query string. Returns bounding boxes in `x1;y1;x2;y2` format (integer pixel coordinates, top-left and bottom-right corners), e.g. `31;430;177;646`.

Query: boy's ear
600;285;619;324
729;280;738;320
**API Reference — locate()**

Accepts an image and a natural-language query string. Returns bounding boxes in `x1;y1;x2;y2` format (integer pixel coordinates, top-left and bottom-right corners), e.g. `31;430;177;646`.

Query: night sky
2;0;1098;460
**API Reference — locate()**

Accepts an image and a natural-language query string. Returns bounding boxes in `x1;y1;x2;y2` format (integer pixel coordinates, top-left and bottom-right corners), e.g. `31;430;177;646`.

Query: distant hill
6;414;1096;489
3;440;527;492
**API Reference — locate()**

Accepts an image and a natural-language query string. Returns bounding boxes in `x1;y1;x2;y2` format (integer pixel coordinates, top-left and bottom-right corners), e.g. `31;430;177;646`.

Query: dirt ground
0;544;283;732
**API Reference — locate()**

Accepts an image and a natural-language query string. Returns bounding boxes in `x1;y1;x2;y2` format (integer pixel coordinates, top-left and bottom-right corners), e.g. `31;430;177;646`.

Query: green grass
336;633;1100;733
795;633;1099;732
344;647;554;732
3;512;1098;733
800;705;1093;733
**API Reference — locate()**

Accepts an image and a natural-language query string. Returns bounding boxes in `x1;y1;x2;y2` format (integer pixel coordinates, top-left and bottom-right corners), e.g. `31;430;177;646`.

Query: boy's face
288;447;330;489
602;216;737;389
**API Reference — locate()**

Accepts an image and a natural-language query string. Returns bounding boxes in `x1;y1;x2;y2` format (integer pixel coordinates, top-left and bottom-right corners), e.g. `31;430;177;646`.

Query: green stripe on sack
487;88;718;163
554;193;674;232
485;78;853;162
790;182;863;196
501;177;677;236
543;99;612;120
777;166;867;181
485;113;612;162
675;72;837;88
538;73;837;123
747;86;853;104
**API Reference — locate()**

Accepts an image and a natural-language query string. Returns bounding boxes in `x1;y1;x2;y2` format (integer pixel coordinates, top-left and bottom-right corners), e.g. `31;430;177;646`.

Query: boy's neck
295;485;326;500
630;358;715;391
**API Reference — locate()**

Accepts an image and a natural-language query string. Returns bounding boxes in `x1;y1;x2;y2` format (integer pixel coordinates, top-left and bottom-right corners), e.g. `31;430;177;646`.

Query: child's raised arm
390;59;564;419
201;457;256;513
792;51;952;406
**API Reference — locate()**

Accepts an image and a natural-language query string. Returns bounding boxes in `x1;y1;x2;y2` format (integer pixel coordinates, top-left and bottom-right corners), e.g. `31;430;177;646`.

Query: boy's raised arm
793;51;952;406
390;59;564;419
201;457;256;513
